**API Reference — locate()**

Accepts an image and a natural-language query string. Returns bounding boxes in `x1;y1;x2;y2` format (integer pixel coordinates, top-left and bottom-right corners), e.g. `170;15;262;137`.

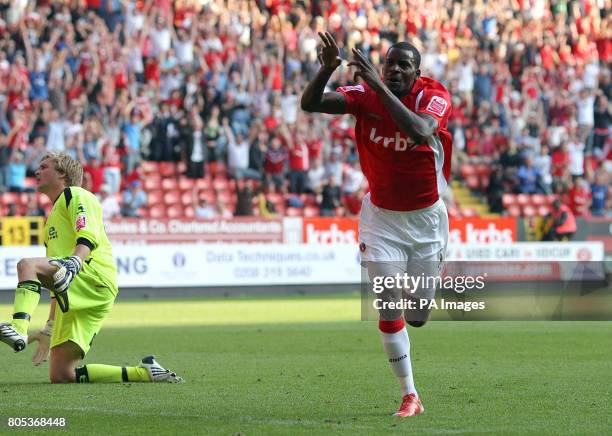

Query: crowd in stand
0;0;609;219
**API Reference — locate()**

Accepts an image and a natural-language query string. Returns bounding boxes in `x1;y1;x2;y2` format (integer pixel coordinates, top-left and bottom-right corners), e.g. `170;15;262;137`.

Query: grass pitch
0;294;610;435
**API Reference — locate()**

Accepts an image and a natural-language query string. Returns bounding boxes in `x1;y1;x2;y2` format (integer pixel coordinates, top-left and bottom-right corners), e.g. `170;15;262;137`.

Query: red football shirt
83;165;104;194
337;77;452;211
288;142;309;171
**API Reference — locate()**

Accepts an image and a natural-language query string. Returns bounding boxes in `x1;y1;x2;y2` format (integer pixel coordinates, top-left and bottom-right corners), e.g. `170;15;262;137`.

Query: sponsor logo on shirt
369;127;416;151
425;96;448;117
48;226;57;240
338;84;365;93
76;214;87;231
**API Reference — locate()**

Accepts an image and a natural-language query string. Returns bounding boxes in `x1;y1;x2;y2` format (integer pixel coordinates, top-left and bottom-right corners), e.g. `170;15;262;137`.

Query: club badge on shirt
425;96;448;117
75;214;86;231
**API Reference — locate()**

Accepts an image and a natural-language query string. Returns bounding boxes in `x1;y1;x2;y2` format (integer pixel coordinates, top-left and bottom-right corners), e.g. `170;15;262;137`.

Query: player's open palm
28;330;50;366
29;320;53;366
317;32;342;70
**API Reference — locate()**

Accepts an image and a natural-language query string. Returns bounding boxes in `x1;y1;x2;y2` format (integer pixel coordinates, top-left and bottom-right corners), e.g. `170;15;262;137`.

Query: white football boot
0;323;27;352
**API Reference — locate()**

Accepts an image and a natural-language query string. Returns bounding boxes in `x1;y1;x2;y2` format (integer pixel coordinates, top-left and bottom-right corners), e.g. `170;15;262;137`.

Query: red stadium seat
516;194;530;206
537;205;550;216
195;177;211;190
461;208;478;217
285;207;303;217
143;176;162;191
161;178;178;190
522;205;536;217
213;177;229;190
228;178;237;191
301;194;318;207
178;177;195;191
447;205;462;219
159;162;177;177
141;161;159;174
303;206;320;217
216;189;232;203
181;190;193;206
184;206;195;218
502;194;516;208
1;192;20;206
17;193;29;205
266;193;284;205
506;205;521;217
199;190;216;203
460;164;477;178
38;193;51;207
149;204;166;218
177;161;187;174
531;194;547;206
163;190;182;205
546;195;558;205
208;161;227;177
166;204;184;218
465;175;480;190
475;164;492;178
24;177;37;189
147;189;164;206
273;202;285;215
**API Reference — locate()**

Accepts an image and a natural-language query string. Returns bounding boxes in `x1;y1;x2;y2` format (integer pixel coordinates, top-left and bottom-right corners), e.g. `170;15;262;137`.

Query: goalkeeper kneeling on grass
0;152;182;384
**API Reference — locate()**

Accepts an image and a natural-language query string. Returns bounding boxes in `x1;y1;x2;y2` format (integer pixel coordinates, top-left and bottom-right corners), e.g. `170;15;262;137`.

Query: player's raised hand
317;32;342;70
348;48;385;92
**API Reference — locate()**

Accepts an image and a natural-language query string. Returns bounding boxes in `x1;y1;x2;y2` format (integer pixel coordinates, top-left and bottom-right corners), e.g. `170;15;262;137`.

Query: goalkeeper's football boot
0;323;27;352
394;393;424;417
138;355;183;383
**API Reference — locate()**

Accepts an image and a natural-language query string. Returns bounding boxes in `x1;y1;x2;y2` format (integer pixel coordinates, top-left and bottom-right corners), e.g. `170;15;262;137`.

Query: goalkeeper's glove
49;256;83;312
28;319;53;366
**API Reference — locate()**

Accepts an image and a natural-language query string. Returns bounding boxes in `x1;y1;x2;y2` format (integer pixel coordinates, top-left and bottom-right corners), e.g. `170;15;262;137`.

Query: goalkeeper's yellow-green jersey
44;186;118;296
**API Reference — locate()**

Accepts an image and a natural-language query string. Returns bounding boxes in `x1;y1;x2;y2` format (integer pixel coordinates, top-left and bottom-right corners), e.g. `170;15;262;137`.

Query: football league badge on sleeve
426;96;448;117
75;214;87;231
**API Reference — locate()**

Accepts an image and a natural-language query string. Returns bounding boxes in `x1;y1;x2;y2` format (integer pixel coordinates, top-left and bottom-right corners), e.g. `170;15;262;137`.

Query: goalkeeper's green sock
75;364;151;383
11;281;42;335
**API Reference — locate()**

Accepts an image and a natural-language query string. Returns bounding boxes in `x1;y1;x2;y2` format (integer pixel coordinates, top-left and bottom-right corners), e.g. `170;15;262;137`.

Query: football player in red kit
302;32;452;417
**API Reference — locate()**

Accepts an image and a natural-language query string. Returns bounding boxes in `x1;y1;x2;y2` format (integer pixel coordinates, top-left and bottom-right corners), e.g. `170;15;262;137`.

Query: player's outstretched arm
301;31;347;115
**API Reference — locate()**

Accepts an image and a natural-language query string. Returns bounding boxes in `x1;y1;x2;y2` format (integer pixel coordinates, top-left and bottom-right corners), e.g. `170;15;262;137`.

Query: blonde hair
41;152;83;187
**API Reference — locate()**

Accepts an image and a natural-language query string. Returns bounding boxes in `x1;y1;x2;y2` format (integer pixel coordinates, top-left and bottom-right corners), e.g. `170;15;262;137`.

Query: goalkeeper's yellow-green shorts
50;265;116;357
